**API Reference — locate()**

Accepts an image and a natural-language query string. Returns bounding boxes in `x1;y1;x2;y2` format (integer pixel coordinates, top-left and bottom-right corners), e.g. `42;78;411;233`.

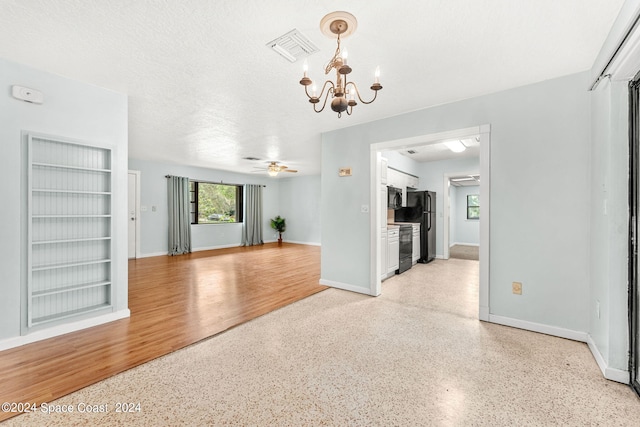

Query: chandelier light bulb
312;84;317;97
342;48;348;65
303;60;308;77
375;66;380;83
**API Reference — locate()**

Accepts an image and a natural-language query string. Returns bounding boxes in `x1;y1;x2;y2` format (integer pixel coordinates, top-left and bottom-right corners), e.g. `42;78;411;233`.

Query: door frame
443;171;480;260
128;170;142;259
629;77;640;395
369;124;491;321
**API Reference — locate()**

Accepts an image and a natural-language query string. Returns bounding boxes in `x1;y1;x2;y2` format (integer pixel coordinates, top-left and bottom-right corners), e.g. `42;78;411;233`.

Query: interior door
128;172;138;259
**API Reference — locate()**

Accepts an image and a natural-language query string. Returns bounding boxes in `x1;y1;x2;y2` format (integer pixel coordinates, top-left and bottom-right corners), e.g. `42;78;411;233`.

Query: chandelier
299;11;382;118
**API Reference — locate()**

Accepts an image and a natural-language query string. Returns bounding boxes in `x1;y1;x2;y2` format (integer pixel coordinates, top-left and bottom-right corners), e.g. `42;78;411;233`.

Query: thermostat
12;85;44;104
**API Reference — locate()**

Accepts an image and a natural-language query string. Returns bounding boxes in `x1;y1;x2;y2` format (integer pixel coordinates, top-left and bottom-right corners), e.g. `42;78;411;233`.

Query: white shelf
27;134;114;329
32;189;111;195
32;214;112;218
32;162;111;173
33;281;111;297
32;258;111;272
31;303;112;326
33;237;111;245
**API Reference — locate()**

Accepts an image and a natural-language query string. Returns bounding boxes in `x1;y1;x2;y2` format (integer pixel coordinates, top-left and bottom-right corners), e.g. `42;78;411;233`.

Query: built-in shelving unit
27;134;114;328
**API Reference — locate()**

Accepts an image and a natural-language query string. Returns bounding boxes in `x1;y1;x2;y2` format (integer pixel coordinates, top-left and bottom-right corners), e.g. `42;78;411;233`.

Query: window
467;194;480;220
190;181;243;224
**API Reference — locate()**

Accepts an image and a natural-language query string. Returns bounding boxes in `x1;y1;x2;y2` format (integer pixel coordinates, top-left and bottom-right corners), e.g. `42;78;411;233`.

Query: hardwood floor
0;243;325;422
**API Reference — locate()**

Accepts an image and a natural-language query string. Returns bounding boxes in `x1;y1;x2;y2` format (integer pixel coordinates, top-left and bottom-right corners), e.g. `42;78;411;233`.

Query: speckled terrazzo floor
5;259;639;426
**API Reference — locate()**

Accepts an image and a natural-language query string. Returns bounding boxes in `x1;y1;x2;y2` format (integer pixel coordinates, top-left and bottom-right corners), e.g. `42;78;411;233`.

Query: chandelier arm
313;86;333;113
346;81;379;105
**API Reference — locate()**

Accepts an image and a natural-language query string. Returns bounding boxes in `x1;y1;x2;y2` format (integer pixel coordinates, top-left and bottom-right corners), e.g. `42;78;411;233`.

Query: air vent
267;29;319;63
243;156;261;161
407;150;417;154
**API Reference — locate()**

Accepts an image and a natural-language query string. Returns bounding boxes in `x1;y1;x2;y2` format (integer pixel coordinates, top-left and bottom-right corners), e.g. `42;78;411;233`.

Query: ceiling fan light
268;169;278;177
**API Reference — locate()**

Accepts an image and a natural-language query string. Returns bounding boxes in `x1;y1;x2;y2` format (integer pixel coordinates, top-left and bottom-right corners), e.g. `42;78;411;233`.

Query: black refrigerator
394;191;436;263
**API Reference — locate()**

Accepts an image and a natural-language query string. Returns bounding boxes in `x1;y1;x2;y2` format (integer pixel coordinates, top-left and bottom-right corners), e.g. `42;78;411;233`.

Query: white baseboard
319;278;375;296
286;240;321;246
450;242;480;247
586;335;630;384
137;251;168;258
488;314;588;342
0;309;131;351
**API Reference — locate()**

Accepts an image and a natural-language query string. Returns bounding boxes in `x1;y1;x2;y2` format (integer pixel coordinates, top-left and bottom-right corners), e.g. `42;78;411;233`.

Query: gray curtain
242;184;263;246
168;175;192;255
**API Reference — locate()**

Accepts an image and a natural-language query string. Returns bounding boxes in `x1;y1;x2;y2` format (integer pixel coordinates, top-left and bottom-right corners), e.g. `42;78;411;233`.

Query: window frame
189;180;244;225
466;194;480;220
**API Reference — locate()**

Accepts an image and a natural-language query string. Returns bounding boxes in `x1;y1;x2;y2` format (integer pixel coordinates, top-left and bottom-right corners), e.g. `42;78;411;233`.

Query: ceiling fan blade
284;169;298;173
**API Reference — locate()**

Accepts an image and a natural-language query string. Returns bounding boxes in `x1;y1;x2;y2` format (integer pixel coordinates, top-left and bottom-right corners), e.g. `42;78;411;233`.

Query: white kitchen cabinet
380;157;388;185
412;224;420;264
408;175;419;189
386;168;398;188
387;227;400;274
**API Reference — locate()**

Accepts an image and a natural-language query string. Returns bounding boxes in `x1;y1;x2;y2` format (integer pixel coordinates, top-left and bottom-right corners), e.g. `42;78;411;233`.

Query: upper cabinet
381;157;388;185
386;167;419;206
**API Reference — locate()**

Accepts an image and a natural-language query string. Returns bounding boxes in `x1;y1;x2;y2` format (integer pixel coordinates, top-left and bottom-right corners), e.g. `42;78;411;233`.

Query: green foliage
191;182;238;223
270;216;286;233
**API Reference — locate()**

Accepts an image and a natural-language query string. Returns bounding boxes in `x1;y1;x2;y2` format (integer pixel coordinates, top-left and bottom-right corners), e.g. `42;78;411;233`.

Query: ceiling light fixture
444;140;467;153
299;11;382;118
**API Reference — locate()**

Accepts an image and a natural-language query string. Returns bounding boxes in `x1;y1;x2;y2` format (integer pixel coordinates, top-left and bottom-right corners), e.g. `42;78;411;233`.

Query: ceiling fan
253;161;298;177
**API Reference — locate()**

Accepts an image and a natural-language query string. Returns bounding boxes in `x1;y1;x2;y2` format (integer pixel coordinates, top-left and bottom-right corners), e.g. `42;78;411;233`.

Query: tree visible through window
467;194;480;220
190;181;243;224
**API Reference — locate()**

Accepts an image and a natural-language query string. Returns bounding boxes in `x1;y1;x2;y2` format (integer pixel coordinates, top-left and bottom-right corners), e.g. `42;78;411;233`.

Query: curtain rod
165;175;266;187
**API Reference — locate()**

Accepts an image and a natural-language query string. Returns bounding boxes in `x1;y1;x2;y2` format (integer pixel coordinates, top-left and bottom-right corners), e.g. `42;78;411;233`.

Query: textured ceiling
0;0;626;175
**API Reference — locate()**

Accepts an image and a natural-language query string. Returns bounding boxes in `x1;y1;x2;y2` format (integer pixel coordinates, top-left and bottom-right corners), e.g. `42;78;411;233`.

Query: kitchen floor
7;258;638;425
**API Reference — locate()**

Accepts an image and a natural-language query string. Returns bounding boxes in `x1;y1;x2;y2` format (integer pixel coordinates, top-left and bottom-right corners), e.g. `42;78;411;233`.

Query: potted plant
270;216;286;244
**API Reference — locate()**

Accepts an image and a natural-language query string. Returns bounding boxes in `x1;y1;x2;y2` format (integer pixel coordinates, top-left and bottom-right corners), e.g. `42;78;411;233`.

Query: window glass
467;194;480;220
190;181;243;224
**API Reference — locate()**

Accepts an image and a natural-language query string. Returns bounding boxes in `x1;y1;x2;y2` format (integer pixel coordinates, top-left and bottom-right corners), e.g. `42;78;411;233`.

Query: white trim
488;314;588;342
586;335;630;384
370;124;491;322
450;242;480;247
284;240;321;246
192;243;243;252
128;170;142;259
319;278;376;296
479;305;489;321
138;251;169;258
0;309;130;351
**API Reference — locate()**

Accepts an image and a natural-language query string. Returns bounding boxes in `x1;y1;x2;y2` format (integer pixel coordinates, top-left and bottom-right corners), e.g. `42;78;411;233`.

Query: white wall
277;175;321;245
128;158;321;255
452;185;480;246
586;0;640;381
321;72;591;332
381;150;421;176
0;58;128;342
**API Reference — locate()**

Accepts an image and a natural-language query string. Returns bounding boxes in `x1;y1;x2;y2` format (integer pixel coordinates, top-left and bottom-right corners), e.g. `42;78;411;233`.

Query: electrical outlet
361;204;369;213
512;282;522;295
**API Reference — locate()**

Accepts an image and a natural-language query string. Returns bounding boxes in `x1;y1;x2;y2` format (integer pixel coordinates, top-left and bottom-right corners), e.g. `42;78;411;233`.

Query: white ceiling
0;0;625;176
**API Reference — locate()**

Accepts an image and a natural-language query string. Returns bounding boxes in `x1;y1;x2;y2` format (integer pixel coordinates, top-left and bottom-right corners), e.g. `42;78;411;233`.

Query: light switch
141;205;148;212
152;206;157;212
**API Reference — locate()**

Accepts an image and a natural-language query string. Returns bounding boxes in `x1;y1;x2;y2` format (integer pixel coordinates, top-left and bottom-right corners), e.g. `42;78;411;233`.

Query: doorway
369;125;491;320
128;170;141;259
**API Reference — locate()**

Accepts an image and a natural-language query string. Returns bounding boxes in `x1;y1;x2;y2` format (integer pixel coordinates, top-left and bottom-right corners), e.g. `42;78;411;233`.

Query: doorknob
130;217;135;221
